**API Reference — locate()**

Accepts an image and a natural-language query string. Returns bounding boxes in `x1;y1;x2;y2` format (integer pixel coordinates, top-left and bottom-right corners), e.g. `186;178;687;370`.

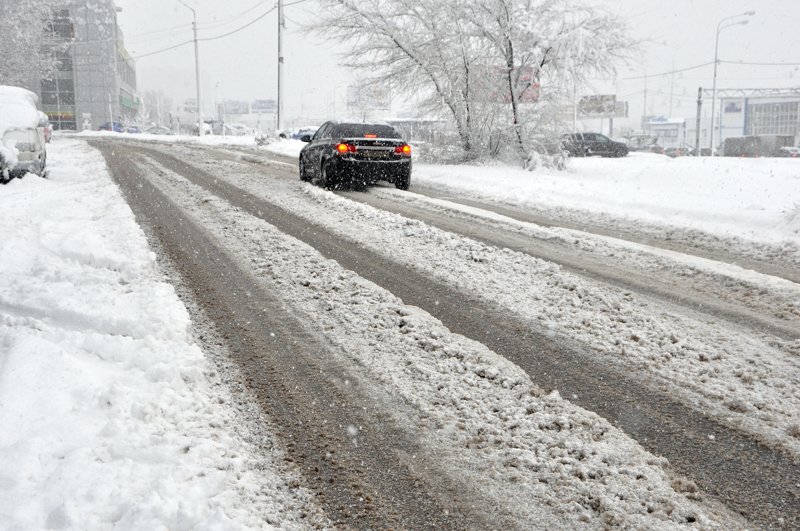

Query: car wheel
395;169;410;190
320;161;337;190
299;158;310;182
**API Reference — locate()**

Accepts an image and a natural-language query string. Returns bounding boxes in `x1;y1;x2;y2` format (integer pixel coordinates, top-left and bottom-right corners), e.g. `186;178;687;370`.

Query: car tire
395;169;410;191
299;158;311;182
320;160;337;190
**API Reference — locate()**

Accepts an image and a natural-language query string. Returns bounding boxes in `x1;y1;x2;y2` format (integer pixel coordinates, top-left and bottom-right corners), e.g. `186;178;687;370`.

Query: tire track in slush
98;140;799;530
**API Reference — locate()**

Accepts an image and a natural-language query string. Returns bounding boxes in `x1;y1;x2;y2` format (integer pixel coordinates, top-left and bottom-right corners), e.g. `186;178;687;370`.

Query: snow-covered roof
0;85;38;106
0;86;41;138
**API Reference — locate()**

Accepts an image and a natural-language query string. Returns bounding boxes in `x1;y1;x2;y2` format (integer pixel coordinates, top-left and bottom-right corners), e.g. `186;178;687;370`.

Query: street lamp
709;10;754;154
177;0;203;136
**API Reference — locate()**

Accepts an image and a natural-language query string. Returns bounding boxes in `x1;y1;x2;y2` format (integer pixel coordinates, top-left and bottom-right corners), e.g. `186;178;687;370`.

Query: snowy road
88;138;799;529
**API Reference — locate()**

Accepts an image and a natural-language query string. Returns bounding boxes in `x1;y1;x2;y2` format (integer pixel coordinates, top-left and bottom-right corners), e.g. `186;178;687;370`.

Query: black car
299;121;412;190
561;132;628;158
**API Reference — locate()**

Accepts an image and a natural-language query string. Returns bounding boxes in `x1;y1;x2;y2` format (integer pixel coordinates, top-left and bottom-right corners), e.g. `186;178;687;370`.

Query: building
642;116;687;148
38;0;138;130
718;89;800;147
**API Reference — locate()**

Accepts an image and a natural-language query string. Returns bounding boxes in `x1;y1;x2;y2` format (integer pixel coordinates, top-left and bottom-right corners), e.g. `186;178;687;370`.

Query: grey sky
116;0;800;125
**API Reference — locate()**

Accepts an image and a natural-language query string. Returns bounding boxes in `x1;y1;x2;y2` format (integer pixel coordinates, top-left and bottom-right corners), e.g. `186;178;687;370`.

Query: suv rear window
333;124;400;139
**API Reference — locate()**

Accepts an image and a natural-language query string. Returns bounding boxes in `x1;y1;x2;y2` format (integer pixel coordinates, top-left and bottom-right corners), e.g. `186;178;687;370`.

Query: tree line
313;0;633;167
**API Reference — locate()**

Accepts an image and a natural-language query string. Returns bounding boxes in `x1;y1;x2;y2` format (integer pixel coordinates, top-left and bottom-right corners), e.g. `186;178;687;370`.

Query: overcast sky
115;0;800;127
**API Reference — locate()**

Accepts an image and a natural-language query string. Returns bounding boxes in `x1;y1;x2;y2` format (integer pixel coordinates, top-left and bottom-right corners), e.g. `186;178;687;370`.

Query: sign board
251;99;276;113
347;86;392;111
724;100;743;113
578;95;617;118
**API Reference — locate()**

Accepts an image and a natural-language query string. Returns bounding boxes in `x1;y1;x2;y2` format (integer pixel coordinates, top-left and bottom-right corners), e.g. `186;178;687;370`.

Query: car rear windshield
334;124;400;139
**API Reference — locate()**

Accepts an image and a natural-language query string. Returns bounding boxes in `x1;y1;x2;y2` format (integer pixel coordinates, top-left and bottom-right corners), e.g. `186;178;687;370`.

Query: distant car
561;132;628;157
665;147;691;158
38;112;52;143
299;121;412;190
124;125;141;134
292;126;318;140
223;123;250;136
145;126;174;136
689;147;712;157
776;146;800;158
99;122;124;132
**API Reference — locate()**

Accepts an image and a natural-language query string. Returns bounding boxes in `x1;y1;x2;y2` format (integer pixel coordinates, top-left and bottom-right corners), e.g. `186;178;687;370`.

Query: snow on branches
313;0;634;167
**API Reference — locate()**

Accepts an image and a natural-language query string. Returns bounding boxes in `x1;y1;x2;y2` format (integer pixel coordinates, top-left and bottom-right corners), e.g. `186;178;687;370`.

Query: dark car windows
314;123;331;140
333;124;400;139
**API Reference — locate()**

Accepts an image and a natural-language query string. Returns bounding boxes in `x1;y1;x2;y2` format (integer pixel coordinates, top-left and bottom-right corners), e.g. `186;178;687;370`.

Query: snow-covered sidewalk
0;139;324;529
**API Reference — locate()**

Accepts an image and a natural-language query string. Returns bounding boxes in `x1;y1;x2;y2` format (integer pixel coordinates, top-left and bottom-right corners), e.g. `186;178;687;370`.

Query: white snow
134;151;748;528
161;146;799;460
0;139;326;529
9;135;790;528
261;139;800;251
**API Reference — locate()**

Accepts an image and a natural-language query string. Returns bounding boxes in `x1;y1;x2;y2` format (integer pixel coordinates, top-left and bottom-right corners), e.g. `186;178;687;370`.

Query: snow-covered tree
313;0;633;166
0;0;68;88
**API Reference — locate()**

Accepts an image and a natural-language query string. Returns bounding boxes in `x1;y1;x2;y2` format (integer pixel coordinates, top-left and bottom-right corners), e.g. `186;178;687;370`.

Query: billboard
578;95;617;118
251;99;276;113
347;86;391;111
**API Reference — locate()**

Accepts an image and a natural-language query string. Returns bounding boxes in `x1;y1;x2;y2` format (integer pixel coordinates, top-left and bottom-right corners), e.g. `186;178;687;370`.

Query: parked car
124;125;142;134
292;126;318;140
776;146;800;158
561;132;628;157
665;147;691;158
689;147;713;157
4;126;47;177
145;126;174;136
99;122;124;132
0;86;47;180
38;111;52;143
223;123;250;136
299;121;412;190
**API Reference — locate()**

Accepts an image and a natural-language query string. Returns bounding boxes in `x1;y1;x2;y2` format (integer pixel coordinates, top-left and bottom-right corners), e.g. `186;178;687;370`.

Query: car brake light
336;142;356;154
395;144;412;156
364;133;377;138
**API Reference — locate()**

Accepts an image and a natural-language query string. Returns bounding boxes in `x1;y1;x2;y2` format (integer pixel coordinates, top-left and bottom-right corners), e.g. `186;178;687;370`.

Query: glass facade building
40;0;138;130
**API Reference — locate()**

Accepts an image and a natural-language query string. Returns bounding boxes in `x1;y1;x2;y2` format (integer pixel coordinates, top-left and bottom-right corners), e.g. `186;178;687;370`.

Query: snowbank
415;153;800;248
76;129;259;148
258;138;800;249
0;139;324;528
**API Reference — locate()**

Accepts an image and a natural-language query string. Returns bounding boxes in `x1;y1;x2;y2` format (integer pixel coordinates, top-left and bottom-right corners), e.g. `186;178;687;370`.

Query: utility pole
710;11;754;153
695;87;703;155
668;57;675;117
178;1;203;136
277;0;284;132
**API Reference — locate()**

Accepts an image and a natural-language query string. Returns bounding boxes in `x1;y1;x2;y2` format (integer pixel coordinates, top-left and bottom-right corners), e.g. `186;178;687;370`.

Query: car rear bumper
330;158;411;182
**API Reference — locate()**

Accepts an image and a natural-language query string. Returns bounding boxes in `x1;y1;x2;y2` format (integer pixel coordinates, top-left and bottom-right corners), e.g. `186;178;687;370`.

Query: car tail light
336;142;356;154
395;144;412;156
364;134;377;138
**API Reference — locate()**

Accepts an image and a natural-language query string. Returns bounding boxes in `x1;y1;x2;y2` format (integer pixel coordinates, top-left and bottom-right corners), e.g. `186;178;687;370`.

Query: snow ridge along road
92;139;797;529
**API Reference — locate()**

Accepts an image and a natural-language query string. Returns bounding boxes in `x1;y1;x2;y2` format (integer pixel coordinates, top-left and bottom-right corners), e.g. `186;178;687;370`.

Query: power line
130;2;281;60
132;39;194;60
198;4;278;42
127;23;191;40
620;61;716;80
197;0;269;30
720;60;800;66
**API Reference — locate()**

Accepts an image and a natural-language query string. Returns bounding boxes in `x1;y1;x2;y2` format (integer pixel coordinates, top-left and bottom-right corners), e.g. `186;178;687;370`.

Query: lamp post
709;10;754;154
177;0;203;136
